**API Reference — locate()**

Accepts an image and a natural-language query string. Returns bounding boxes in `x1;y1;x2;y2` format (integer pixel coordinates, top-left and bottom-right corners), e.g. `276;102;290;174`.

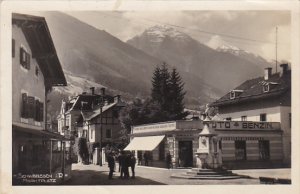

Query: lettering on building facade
206;121;277;130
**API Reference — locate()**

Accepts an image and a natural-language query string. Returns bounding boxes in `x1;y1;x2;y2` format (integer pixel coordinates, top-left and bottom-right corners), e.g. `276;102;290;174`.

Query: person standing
107;153;115;179
143;152;149;166
166;152;172;169
130;154;136;178
123;153;131;179
119;151;125;179
138;152;142;165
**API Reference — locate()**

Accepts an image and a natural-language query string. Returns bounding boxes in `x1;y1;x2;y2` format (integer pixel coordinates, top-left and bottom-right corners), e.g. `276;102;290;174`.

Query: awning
124;135;165;151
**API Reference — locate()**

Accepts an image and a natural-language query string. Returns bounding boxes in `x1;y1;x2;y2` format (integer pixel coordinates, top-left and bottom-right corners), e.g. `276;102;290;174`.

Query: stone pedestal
196;121;222;169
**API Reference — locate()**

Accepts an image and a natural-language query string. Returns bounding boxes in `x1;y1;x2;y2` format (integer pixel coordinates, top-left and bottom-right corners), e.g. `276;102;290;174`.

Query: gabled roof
82;100;126;121
69;94;102;111
12;13;67;87
211;70;291;107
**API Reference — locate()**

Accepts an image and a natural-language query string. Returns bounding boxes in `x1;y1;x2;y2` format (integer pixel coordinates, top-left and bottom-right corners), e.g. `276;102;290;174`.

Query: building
12;13;69;184
125;64;291;169
211;64;291;166
57;87;126;163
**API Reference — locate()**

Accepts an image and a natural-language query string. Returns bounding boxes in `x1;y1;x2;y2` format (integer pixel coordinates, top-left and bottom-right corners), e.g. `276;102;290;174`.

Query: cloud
65;10;290;61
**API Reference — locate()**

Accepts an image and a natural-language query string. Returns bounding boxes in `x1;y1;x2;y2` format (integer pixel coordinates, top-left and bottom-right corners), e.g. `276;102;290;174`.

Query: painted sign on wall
204;121;280;130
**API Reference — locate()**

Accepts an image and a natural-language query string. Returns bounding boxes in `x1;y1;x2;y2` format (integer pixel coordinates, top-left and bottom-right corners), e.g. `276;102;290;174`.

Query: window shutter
27;96;35;118
12;39;15;58
35;100;39;121
21;93;28;118
26;53;31;70
39;102;44;122
19;47;24;66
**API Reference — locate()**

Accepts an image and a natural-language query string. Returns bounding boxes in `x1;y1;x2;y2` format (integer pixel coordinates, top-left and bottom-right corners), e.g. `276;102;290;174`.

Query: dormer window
230;91;235;99
263;85;269;93
230;90;243;99
262;82;278;93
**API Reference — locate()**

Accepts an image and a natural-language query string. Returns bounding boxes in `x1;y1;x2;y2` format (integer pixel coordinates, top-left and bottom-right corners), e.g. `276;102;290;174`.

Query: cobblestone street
64;163;271;185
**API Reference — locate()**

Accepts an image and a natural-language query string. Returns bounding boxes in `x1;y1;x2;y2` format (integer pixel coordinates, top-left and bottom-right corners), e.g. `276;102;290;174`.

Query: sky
66;11;291;62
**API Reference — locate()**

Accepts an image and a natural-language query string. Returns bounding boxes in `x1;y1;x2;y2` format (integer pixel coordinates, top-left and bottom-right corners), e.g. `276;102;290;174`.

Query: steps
171;168;250;180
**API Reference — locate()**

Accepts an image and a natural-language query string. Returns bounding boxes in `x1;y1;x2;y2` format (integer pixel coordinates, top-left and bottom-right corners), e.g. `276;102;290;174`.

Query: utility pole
275;26;278;73
99;105;103;166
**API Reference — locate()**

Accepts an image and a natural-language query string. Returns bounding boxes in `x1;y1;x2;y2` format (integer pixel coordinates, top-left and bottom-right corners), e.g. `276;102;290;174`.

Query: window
91;128;94;139
21;93;28;118
235;140;247;160
230;91;235;99
259;140;270;160
20;47;30;70
225;117;232;121
263;85;269;92
35;66;39;77
241;116;247;121
260;113;267;121
106;129;112;138
21;93;43;121
12;39;15;58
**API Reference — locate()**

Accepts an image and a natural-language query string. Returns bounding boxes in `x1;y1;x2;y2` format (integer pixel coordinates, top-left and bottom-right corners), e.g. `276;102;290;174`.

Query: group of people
107;151;136;179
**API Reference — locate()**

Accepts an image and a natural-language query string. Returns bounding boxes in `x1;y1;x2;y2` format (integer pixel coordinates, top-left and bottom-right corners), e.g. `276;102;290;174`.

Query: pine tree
151;66;162;102
169;68;187;120
159;62;171;112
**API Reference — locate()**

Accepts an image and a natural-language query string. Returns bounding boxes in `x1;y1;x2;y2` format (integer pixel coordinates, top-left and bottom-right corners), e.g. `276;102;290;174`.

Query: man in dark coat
107;153;115;179
130;154;136;178
119;151;125;179
123;153;131;179
143;152;149;166
166;152;172;169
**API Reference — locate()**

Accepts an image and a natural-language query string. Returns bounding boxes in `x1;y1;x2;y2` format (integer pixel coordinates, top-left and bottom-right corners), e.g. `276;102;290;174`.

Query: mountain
42;12;221;111
127;25;272;93
207;35;271;68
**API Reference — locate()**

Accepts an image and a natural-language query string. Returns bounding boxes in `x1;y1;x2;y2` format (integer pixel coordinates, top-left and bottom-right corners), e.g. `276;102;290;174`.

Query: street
64;163;270;185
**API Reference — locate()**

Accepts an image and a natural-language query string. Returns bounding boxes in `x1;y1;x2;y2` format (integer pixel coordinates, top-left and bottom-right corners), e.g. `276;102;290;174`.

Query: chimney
264;67;272;80
90;87;95;95
280;64;288;77
101;87;106;96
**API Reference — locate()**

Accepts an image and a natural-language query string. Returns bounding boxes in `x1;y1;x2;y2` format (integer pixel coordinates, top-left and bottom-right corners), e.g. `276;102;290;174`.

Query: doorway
178;141;193;167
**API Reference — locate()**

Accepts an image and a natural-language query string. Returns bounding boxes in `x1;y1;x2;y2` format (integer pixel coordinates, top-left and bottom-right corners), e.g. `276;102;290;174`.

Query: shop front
125;119;284;169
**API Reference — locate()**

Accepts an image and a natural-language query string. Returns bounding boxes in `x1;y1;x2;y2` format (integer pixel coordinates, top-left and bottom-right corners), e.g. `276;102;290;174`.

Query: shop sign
133;122;176;133
205;121;280;130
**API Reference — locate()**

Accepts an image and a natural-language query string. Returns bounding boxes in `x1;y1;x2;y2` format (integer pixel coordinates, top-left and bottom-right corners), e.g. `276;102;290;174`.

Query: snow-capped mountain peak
207;35;251;56
142;25;190;43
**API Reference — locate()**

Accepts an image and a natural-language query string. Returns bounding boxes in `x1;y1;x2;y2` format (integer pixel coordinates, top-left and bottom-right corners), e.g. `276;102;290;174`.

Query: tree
151;66;162;103
169;68;188;120
150;63;187;121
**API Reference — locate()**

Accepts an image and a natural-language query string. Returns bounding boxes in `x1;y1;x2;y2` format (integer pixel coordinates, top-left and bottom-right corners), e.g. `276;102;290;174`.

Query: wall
12;24;45;128
280;106;291;164
219;130;283;168
219;106;281;122
90;108;123;144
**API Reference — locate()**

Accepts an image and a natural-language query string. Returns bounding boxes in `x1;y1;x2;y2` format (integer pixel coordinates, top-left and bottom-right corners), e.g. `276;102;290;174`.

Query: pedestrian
123;153;131;179
107;152;115;179
130;154;136;178
166;152;172;169
143;152;149;166
119;151;125;179
138;152;142;165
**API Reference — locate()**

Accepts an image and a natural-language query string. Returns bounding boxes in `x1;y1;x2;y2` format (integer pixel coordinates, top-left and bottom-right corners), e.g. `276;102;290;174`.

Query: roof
82;100;126;121
12;13;67;87
69;94;102;111
13;123;69;140
211;70;291;107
